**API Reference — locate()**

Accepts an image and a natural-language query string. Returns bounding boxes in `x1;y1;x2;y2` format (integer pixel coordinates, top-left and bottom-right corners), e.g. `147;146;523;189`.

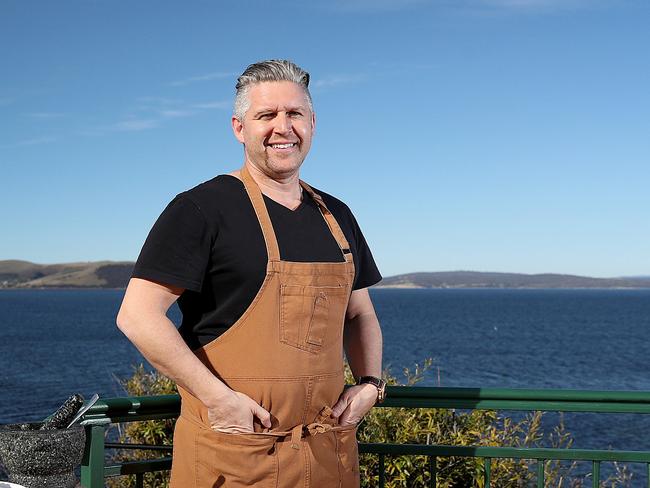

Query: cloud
467;0;601;12
479;0;562;7
1;136;58;148
133;97;229;114
313;74;366;90
158;109;196;118
191;100;231;110
168;71;236;87
107;98;230;133
135;96;181;105
24;112;67;119
326;0;428;12
325;0;598;14
113;119;160;132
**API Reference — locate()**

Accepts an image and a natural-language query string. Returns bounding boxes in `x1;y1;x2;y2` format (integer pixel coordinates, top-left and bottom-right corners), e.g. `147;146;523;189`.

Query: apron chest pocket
280;284;348;353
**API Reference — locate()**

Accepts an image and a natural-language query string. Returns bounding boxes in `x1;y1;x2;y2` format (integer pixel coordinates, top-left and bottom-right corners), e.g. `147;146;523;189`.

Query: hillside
376;271;650;289
0;260;134;288
2;261;649;289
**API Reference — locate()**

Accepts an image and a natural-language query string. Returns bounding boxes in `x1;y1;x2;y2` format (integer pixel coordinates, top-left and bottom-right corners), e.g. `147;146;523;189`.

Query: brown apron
169;165;359;487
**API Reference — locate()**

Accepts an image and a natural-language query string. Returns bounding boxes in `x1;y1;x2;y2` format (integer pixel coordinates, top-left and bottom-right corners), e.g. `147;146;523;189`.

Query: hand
331;384;378;426
207;390;271;434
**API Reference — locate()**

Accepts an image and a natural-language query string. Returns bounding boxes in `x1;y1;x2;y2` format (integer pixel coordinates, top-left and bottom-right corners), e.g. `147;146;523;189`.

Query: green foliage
349;359;632;488
106;364;176;488
109;361;632;487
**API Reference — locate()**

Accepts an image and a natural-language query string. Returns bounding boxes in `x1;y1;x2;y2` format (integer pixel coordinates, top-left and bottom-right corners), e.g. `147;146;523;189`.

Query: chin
266;159;304;176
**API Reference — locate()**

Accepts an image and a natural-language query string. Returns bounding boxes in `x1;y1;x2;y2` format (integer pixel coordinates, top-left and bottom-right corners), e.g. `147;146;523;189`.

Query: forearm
117;303;231;409
343;311;383;379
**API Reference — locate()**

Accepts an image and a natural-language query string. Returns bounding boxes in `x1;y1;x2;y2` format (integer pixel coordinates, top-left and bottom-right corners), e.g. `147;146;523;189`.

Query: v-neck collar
263;191;310;214
225;174;308;213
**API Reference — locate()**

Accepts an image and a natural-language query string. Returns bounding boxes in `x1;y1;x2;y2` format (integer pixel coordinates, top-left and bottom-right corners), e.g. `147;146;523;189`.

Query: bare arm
332;288;383;425
116;278;270;432
343;287;383;378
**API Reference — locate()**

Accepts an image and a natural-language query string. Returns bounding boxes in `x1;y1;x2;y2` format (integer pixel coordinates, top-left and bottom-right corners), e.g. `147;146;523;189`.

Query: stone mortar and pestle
0;394;98;488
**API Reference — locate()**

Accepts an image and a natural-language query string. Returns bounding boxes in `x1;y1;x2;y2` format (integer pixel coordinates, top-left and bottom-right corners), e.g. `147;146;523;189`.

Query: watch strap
357;376;383;388
357;376;387;403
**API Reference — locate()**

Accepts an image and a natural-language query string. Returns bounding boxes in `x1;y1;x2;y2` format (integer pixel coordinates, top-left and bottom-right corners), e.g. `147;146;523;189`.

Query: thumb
252;403;272;428
331;394;350;418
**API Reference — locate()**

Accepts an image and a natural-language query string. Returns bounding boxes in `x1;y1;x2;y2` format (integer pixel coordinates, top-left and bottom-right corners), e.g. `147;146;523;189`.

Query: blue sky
1;0;648;278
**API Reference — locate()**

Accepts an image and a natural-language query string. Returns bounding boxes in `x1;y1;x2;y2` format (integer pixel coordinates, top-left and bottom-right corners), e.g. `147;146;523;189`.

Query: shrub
106;365;176;488
351;359;631;487
108;361;632;487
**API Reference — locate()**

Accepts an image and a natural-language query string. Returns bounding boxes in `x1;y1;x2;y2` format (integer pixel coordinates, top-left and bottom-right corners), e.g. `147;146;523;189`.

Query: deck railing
79;387;650;487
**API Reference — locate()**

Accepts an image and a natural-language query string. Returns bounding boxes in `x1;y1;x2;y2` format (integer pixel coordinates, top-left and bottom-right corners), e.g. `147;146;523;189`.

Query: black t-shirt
132;175;382;349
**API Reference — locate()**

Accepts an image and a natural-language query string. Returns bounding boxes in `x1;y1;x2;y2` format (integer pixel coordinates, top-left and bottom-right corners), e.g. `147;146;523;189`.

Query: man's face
232;81;315;178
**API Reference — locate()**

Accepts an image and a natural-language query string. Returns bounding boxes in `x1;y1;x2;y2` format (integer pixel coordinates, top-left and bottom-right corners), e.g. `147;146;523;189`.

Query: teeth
271;143;295;149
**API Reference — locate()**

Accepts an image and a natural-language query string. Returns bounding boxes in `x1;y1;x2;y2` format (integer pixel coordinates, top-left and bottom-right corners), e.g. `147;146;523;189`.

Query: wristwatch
356;376;387;404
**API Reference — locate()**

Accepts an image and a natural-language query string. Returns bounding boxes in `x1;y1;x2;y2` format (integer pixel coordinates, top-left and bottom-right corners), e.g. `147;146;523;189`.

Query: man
117;59;384;487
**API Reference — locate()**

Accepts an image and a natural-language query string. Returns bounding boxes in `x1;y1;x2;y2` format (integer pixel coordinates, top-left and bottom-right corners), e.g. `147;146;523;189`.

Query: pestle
39;394;84;430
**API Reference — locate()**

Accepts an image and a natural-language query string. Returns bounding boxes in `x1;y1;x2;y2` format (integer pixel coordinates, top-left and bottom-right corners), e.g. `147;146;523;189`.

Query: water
1;288;650;478
376;288;650;391
374;288;650;461
0;289;147;424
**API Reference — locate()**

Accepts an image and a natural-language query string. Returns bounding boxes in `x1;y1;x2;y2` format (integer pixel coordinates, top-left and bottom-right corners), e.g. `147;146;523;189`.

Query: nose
273;112;293;135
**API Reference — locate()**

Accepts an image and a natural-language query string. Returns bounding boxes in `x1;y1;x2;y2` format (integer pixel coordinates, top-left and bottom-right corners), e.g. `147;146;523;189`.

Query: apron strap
240;165;281;262
300;180;354;264
240;165;353;265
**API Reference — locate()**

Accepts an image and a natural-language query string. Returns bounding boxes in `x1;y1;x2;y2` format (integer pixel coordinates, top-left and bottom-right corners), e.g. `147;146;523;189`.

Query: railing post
537;459;545;488
592;460;600;488
484;458;491;488
378;453;385;488
429;456;437;488
80;424;106;488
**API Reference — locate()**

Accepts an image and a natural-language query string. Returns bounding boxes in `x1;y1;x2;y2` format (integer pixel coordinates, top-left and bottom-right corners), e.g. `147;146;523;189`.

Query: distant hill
0;260;134;288
2;261;649;290
376;271;650;289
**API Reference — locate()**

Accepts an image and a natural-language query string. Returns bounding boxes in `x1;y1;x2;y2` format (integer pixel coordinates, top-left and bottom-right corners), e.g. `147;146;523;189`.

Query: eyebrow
252;106;307;117
253;109;275;117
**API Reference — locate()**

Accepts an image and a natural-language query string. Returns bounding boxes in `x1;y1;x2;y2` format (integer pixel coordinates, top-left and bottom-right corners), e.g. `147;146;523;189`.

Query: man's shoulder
175;174;244;214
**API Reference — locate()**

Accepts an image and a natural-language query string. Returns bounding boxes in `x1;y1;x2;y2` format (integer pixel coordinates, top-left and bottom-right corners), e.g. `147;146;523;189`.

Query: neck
242;162;303;210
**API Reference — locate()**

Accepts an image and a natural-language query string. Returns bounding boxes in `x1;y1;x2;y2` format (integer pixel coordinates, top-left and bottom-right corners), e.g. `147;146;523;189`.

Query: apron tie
315;406;334;423
305;406;336;436
305;422;333;436
290;424;303;450
288;411;340;450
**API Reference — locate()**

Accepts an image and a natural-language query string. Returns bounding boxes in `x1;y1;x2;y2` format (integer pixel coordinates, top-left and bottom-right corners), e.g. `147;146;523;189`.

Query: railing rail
79;386;650;487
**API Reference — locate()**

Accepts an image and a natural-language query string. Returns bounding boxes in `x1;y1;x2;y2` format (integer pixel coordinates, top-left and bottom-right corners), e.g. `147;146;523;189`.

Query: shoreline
3;286;650;291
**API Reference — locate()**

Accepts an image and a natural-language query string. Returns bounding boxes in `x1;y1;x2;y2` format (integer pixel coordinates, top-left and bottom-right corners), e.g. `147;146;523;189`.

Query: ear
310;111;316;134
231;116;245;144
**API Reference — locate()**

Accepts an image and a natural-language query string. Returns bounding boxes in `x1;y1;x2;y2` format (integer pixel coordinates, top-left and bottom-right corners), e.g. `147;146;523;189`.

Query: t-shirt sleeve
132;195;212;292
347;211;382;290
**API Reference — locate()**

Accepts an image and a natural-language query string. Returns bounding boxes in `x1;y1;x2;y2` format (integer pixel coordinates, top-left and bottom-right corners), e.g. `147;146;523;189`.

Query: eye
258;113;274;120
288;111;303;118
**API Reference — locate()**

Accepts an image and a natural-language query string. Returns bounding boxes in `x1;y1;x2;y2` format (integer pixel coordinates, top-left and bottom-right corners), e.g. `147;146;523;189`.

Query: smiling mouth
268;143;297;149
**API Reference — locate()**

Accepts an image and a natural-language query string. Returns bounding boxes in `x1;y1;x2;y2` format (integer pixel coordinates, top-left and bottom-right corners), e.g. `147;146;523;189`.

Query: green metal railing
79;387;650;487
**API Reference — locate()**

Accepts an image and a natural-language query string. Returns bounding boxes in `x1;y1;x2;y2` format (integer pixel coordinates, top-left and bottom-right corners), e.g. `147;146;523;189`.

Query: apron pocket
335;426;360;487
280;284;348;353
196;429;278;487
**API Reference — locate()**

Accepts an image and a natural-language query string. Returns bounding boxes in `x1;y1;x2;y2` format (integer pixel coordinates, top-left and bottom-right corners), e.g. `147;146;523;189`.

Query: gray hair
233;59;313;121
